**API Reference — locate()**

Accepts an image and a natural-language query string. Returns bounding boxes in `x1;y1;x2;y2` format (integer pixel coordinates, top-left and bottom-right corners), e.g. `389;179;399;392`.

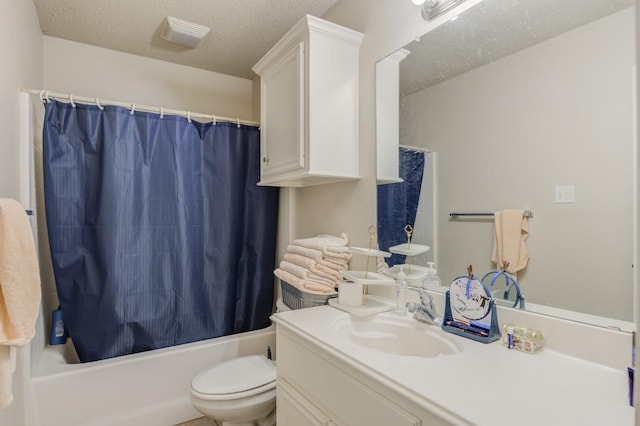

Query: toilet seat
192;380;276;401
191;355;276;401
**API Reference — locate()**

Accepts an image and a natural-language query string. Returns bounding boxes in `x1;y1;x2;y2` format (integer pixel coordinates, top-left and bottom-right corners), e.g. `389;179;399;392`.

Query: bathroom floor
175;417;218;426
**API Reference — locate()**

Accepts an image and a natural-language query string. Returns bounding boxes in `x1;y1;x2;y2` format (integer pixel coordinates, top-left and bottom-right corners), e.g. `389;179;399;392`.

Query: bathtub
29;324;276;426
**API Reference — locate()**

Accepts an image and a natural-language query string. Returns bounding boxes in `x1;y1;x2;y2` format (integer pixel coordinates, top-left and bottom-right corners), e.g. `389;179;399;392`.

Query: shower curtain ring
45;91;51;103
211;114;216;125
69;94;76;108
95;98;104;110
130;103;136;115
39;90;45;103
236;118;240;128
187;111;192;123
159;107;164;119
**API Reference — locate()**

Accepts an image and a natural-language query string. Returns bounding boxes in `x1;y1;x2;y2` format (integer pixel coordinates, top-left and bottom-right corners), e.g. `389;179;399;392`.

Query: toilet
190;355;276;426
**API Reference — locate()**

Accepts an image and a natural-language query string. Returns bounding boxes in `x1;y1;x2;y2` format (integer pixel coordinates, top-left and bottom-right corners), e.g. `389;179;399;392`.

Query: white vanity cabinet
252;15;363;187
275;325;452;426
273;306;634;426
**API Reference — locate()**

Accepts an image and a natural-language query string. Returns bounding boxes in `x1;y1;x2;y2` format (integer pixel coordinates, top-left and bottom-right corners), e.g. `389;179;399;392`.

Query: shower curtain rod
21;88;260;128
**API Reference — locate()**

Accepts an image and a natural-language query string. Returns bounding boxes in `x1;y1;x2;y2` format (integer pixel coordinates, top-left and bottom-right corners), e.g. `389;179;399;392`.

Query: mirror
376;0;636;324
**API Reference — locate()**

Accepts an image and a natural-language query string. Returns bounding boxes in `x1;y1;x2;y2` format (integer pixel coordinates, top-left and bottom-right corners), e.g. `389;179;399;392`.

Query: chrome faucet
405;287;442;325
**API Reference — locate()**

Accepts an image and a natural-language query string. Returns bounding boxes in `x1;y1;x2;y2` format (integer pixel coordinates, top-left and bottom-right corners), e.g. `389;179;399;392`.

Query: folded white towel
491;209;529;277
318;257;349;271
0;199;42;409
274;269;337;295
302;281;335;293
307;273;337;288
279;260;308;280
291;233;350;255
284;253;341;281
287;244;352;263
286;244;323;262
283;252;316;270
322;250;353;261
279;260;336;287
324;245;351;254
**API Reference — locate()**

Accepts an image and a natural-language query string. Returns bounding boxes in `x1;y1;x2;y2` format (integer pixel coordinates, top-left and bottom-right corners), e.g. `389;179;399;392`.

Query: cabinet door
277;378;333;426
278;332;421;426
260;41;305;179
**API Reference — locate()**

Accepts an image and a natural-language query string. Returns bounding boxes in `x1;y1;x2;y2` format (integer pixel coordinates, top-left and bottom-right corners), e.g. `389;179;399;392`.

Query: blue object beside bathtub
49;306;67;345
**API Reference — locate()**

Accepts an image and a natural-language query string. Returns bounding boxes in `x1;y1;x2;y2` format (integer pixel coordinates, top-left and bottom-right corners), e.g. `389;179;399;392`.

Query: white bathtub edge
30;324;276;425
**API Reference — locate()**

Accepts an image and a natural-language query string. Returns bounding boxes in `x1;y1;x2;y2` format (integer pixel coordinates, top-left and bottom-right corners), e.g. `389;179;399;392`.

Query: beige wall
43;37;254;121
0;1;42;424
635;0;640;412
0;1;43;200
401;8;634;320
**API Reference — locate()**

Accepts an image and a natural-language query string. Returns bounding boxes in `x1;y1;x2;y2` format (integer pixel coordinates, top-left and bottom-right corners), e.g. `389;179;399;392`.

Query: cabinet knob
263;157;269;163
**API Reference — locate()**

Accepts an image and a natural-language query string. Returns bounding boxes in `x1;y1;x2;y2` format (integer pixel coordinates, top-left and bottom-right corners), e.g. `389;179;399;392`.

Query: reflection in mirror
377;0;636;323
481;269;524;310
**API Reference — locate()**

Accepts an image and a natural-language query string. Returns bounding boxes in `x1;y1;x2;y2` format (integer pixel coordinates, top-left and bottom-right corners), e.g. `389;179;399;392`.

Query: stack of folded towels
274;233;352;295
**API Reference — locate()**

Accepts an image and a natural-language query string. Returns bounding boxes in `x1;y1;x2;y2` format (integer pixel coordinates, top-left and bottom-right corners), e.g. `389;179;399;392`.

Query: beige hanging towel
491;209;529;277
0;199;41;410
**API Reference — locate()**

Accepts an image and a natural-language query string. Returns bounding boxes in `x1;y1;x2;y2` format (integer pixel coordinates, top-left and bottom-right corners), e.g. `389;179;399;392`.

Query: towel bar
449;211;533;219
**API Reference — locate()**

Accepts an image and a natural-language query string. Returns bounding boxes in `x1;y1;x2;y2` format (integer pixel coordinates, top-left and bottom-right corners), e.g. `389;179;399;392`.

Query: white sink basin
333;314;462;358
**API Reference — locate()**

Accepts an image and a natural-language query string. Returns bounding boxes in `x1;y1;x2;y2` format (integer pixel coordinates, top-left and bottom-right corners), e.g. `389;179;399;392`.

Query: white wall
401;8;635;319
0;2;42;424
307;0;482;270
43;36;254;121
0;2;43;200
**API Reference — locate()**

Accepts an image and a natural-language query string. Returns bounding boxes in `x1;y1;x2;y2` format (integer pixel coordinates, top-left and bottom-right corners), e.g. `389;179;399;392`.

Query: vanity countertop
272;305;634;426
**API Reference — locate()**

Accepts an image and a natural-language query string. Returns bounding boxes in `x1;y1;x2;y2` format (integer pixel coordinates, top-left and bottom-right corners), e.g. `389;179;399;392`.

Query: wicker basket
280;280;336;310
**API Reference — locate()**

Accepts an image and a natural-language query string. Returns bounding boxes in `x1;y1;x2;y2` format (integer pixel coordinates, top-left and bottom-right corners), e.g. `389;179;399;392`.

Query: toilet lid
192;355;276;395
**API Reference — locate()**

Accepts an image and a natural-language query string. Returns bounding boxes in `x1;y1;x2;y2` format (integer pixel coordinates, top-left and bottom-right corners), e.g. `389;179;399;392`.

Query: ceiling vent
160;16;210;48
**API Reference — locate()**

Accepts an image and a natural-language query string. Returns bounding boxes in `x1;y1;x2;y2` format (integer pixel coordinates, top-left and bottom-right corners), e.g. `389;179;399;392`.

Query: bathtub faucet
405;287;442;326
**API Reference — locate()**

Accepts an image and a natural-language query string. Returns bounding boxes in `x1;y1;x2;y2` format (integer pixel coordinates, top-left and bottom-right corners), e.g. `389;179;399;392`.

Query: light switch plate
555;185;575;203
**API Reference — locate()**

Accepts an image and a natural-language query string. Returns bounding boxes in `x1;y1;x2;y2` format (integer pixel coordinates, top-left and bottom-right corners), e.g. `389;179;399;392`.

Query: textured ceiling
32;0;339;80
400;0;634;96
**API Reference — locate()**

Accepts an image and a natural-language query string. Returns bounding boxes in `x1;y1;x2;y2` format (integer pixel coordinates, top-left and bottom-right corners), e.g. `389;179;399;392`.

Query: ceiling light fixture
419;0;467;21
160;16;211;48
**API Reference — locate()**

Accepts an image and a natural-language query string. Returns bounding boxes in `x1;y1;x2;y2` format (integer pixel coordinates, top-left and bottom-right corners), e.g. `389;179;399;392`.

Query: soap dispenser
396;267;407;316
423;262;441;290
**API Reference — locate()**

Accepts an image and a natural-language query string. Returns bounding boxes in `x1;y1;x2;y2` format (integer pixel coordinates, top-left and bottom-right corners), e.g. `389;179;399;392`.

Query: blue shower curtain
377;147;425;266
42;100;279;362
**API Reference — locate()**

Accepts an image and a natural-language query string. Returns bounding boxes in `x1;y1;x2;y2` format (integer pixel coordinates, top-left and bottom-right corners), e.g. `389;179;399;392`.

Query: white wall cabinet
376;48;410;184
275;326;452;426
252;15;363;187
